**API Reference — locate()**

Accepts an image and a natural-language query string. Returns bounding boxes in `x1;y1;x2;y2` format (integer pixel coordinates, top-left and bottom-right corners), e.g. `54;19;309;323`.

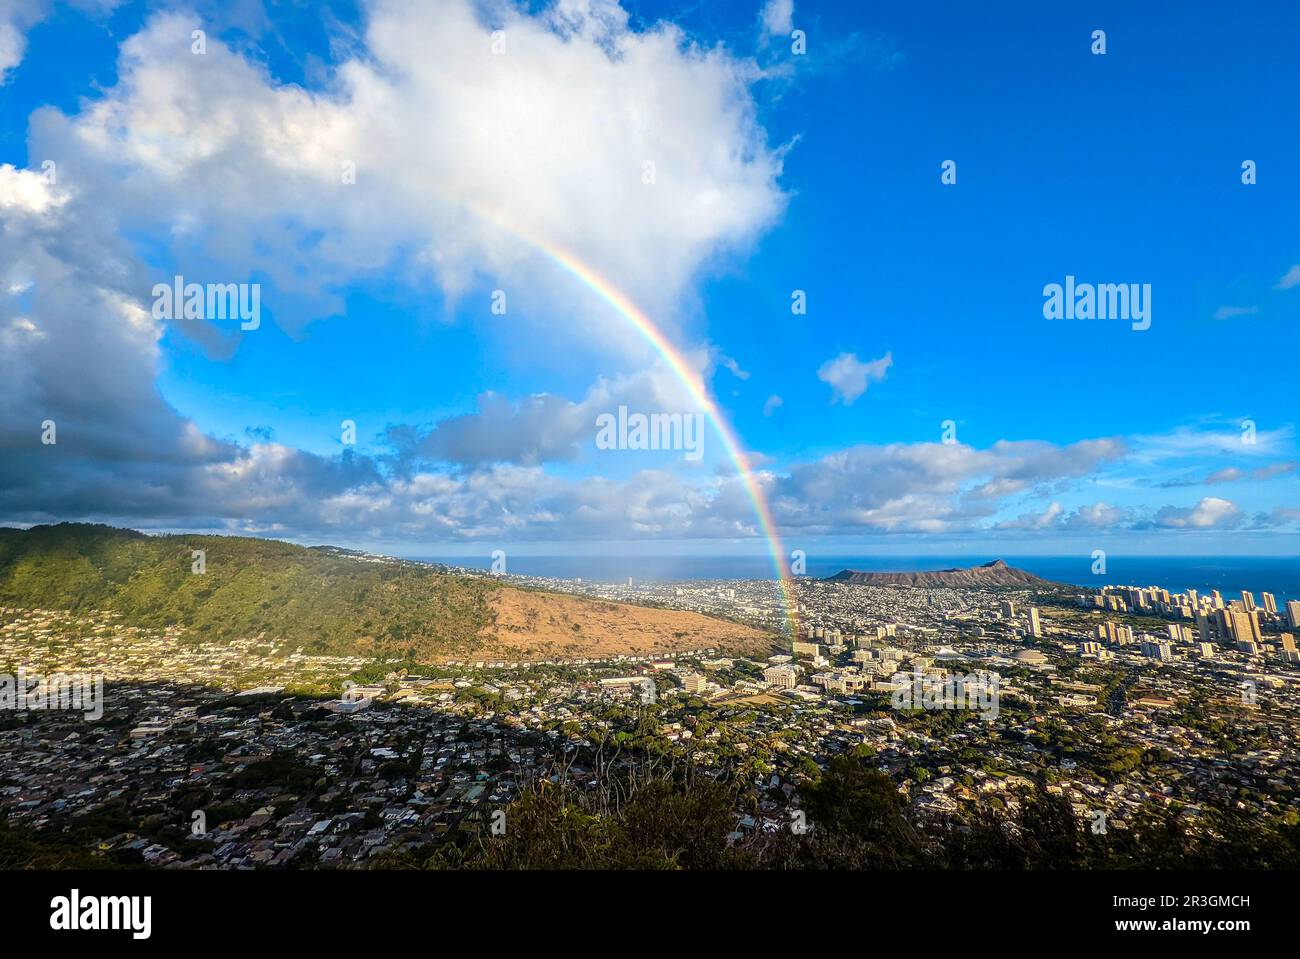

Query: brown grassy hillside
472;586;775;661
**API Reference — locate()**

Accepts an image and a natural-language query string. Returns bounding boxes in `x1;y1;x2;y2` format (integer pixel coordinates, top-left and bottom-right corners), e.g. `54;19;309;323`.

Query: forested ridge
0;523;496;658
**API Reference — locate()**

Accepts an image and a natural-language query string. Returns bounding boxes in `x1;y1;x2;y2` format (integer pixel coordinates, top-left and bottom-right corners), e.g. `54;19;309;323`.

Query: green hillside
0;524;497;659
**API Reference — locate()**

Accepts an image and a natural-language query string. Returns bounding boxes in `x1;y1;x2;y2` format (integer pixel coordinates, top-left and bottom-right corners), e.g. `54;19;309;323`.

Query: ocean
414;554;1300;603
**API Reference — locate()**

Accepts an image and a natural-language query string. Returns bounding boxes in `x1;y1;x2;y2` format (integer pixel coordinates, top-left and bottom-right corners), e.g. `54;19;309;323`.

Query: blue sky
0;0;1296;557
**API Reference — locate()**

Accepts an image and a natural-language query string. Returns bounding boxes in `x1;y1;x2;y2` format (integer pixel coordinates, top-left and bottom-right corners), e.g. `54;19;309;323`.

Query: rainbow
469;206;799;638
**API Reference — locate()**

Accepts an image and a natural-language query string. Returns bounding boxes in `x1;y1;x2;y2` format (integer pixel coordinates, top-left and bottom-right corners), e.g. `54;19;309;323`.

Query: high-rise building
1241;590;1256;611
1228;609;1262;644
1262;592;1278;615
1287;601;1300;630
1001;600;1017;619
1141;640;1173;662
1027;607;1042;638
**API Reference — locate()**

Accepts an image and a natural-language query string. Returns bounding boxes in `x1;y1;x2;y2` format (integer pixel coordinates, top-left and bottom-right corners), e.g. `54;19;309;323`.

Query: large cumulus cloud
1;0;787;536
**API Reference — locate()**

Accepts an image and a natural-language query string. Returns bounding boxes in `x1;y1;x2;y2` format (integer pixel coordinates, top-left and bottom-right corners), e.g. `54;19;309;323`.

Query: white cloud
385;364;703;467
772;437;1127;534
0;0;45;84
1265;507;1300;527
762;394;783;416
759;0;794;39
1130;423;1293;462
995;501;1064;530
43;2;787;355
1197;462;1297;485
996;501;1127;531
817;350;891;405
719;355;749;379
237;434;1135;541
0;23;25;83
1213;304;1258;321
1154;496;1241;530
1069;501;1126;528
0;163;65;214
1277;265;1300;290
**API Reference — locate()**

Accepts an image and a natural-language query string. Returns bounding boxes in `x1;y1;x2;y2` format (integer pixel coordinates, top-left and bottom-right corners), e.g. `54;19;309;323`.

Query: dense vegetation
381;753;1300;870
0;816;119;870
0;523;497;659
